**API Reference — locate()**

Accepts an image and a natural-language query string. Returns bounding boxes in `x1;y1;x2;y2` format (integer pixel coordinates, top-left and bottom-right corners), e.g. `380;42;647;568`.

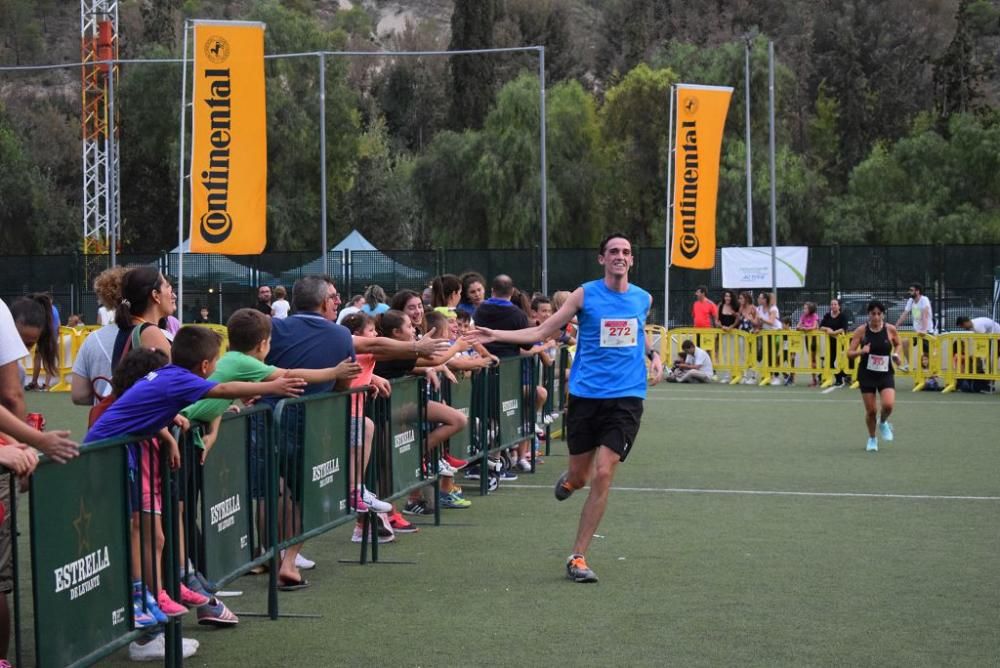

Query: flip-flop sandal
278;576;310;591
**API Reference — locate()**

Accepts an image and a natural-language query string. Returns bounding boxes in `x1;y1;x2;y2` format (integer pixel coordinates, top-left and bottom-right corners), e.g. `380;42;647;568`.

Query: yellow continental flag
190;22;266;254
670;84;733;270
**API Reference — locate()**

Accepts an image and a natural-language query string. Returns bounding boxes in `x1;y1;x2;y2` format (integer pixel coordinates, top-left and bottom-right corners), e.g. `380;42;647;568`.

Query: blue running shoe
866;437;878;453
133;600;158;629
134;585;169;625
878;421;894;442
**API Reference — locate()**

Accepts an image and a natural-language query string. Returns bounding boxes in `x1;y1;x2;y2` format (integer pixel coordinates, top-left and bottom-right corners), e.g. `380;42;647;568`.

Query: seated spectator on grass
667;340;714;383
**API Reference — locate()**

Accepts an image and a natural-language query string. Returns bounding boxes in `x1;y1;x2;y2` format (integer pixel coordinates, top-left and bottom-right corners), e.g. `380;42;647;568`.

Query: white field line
646;393;995;406
502;484;1000;501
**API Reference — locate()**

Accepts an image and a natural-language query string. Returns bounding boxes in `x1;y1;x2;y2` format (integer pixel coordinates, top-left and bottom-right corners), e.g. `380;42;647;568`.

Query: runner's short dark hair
599;233;630;255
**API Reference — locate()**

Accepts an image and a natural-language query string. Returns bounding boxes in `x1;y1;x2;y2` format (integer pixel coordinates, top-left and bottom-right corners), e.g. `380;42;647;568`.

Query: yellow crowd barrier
659;327;757;384
937;332;1000;393
753;330;837;387
658;327;996;392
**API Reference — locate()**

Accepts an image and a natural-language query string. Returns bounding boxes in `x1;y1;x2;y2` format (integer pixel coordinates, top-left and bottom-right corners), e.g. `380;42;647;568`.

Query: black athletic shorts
565;394;644;462
858;373;895;394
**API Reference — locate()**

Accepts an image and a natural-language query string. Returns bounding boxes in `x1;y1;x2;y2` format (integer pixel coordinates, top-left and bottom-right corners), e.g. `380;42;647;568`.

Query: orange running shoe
566;554;598;583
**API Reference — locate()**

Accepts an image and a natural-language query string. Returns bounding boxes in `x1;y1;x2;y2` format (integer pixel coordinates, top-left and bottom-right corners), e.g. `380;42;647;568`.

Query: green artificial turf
14;383;1000;667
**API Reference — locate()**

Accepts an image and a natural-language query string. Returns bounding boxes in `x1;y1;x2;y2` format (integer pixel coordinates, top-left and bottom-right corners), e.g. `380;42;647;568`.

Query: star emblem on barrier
218;460;231;489
72;497;92;557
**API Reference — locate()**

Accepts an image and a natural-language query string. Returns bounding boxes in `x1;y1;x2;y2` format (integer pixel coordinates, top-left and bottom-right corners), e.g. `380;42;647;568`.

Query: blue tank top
568;280;650;399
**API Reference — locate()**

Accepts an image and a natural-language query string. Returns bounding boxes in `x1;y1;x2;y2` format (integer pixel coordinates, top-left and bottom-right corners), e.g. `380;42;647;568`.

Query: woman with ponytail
430;274;462;310
112;266;175;365
11;293;58;390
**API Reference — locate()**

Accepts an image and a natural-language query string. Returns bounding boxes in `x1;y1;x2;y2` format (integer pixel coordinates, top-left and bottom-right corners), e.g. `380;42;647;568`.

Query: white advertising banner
721;246;809;289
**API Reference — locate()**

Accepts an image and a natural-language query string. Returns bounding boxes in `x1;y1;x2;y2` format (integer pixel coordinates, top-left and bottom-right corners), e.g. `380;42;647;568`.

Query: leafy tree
374;20;449;152
0;0;42;64
598;64;676;245
0;103;78;253
823;113;1000;244
448;0;496;130
247;0;362;252
117;55;183;253
412;130;489;247
338;117;424;249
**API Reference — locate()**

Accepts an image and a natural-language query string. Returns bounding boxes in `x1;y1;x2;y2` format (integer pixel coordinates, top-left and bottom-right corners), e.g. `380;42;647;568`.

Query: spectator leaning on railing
0;296;79;667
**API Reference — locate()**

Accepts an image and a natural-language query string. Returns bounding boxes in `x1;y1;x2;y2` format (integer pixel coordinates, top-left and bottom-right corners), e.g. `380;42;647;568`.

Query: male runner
470;234;663;582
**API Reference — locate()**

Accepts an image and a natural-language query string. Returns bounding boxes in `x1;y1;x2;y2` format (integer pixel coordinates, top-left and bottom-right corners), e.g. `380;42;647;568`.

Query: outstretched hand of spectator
33;430;79;464
265;376;307;397
415;337;451;357
369;374;391;398
334;358;363;381
0;443;39;476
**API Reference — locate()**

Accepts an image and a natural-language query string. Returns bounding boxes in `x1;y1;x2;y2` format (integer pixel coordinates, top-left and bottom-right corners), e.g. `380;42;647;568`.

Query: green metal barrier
18;434;184;667
443;371;478;460
495;357;529;451
385;375;428;499
272;391;358;549
188;407;272;589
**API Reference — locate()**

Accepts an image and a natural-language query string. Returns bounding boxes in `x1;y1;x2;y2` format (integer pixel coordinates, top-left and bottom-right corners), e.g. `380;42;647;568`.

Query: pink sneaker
348;489;369;513
156;590;189;617
179;582;210;607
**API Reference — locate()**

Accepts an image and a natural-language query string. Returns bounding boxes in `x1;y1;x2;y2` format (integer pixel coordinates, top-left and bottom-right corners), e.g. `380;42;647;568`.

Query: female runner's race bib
600;318;638;347
866;354;889;373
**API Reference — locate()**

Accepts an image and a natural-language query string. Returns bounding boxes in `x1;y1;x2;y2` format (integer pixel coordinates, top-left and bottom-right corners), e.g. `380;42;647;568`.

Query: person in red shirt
691;286;719;328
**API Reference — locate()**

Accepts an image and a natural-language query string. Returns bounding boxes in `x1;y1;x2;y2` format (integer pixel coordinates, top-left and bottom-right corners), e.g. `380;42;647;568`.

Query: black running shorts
565;394;644;462
858;373;895;394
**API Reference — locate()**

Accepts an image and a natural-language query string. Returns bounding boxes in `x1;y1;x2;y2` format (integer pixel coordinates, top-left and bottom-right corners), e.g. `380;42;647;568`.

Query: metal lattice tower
80;1;119;256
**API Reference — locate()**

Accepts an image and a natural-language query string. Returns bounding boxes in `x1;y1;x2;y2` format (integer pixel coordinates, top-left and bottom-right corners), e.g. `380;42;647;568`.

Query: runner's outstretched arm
468;288;583;346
